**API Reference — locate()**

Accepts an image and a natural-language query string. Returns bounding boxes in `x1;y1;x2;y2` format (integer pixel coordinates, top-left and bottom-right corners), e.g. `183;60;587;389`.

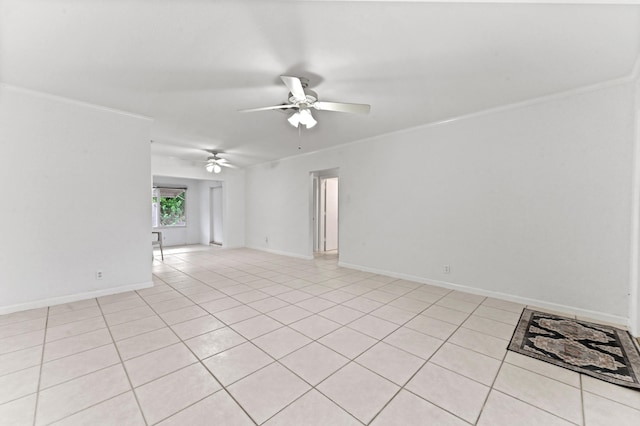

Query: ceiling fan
239;75;371;129
201;150;235;174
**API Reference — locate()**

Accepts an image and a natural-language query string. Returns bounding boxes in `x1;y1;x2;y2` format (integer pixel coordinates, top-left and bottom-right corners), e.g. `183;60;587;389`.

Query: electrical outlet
265;237;269;244
96;270;104;280
443;264;450;274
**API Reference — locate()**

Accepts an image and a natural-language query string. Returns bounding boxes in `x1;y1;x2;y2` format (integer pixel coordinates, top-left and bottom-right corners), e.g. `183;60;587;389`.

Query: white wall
247;158;319;258
151;155;245;248
153;177;202;246
245;82;635;325
0;85;153;313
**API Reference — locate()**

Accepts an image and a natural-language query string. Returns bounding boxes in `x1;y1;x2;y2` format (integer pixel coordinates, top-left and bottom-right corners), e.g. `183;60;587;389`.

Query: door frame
309;168;340;256
321;177;339;251
209;184;223;246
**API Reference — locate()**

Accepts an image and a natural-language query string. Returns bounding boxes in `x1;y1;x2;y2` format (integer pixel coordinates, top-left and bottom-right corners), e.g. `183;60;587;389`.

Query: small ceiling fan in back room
198;150;236;174
239;75;371;129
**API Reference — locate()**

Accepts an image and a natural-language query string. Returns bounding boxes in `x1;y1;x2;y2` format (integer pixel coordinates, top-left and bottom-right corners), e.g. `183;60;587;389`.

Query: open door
323;177;339;251
210;186;223;245
313;173;339;253
310;168;339;256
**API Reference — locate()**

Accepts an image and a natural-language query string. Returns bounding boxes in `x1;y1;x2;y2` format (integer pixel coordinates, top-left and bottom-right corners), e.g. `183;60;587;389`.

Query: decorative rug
508;309;640;390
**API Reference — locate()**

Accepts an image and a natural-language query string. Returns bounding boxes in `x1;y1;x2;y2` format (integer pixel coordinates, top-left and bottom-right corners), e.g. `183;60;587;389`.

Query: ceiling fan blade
280;75;307;101
178;157;208;163
314;101;371;114
219;162;238;169
238;104;297;113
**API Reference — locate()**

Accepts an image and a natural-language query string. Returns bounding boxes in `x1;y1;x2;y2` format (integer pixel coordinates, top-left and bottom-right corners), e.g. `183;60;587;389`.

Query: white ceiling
2;1;639;167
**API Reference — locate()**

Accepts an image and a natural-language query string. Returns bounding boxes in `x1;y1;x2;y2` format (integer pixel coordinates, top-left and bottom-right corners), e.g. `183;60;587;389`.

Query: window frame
152;187;188;229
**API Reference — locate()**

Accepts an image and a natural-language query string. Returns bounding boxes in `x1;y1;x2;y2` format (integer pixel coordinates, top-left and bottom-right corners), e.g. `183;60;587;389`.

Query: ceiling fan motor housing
239;74;370;116
287;77;316;107
289;88;318;107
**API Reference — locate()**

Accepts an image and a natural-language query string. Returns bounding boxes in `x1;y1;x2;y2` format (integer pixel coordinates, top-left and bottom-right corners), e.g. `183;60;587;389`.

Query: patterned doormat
508;309;640;390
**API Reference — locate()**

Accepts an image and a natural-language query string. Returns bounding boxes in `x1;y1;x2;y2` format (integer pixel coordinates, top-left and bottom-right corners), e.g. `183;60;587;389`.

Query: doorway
312;170;339;254
210;186;223;245
320;177;339;252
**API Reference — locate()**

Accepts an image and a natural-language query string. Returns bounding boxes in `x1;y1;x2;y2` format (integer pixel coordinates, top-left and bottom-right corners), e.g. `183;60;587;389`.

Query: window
152;187;187;227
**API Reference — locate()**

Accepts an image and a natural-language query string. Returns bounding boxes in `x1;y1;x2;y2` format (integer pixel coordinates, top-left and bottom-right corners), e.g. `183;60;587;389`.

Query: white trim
246;245;314;260
631;76;640;336
339;261;628;328
0;83;153;121
309;173;318;257
0;281;153;316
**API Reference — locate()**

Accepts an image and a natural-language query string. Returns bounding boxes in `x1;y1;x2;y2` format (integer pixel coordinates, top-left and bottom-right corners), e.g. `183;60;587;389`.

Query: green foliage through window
152;188;186;227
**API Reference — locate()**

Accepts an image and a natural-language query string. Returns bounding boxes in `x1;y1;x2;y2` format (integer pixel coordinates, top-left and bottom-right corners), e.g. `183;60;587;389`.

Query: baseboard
338;261;629;330
246;245;314;260
0;281;154;316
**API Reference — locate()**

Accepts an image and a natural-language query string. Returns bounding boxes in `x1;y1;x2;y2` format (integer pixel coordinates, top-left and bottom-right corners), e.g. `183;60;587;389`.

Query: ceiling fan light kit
205;160;222;173
239;75;371;129
288;109;317;129
202;151;234;173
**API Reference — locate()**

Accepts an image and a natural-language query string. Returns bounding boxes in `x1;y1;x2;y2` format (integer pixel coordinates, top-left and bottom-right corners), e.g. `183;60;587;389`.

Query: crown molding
0;83;153;121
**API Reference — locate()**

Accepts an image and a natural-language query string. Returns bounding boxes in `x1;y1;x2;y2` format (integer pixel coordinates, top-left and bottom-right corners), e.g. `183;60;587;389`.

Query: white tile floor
1;247;640;425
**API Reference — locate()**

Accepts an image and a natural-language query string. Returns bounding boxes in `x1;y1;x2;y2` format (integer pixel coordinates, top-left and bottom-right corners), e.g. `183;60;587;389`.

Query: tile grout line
0;314;106;362
485;389;581;425
376;302;559;425
7;249;606;425
580;385;640;413
34;340;113;366
31;306;49;426
261;386;365;426
38;362;129;396
147;260;345;424
471;309;586;425
366;296;484;425
472;303;510;425
200;278;476;421
0;314;47;329
152;256;402;424
0;339;43;360
358;362;431;425
255;285;460;424
130;281;260;426
155;254;509;424
364;296;556;424
94;297;150;426
477;303;588;425
0;320;48;341
154;259;372;335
